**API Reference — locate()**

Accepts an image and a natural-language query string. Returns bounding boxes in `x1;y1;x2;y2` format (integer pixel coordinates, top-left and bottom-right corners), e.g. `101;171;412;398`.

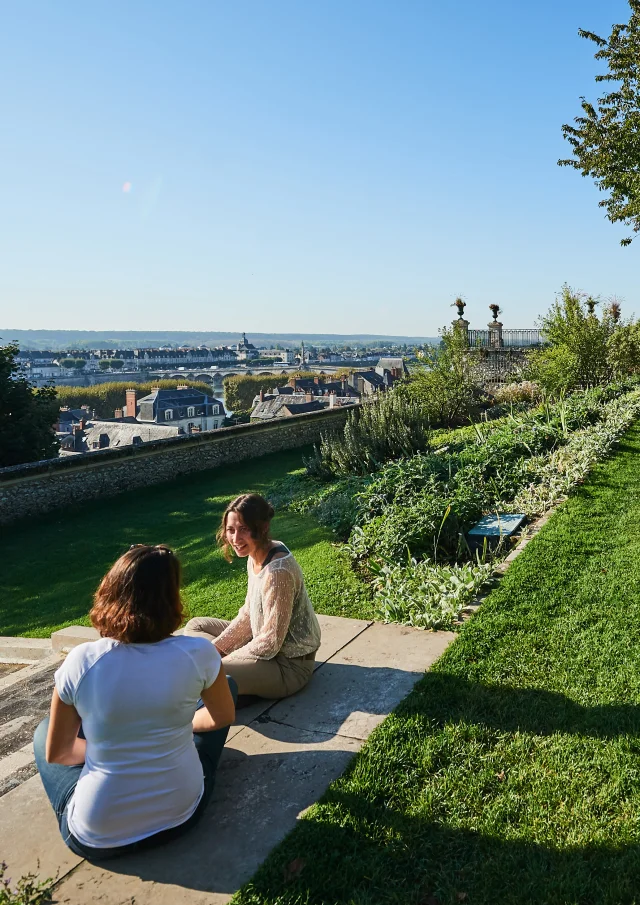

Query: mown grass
234;423;640;905
0;448;372;637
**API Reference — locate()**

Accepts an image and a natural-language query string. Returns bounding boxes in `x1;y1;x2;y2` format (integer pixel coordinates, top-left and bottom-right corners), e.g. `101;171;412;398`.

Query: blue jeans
33;677;238;861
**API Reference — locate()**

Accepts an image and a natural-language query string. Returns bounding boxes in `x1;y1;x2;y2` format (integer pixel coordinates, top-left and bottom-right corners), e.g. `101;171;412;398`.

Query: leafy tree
398;325;477;426
527;286;616;393
607;320;640;376
98;359;124;370
559;2;640;245
59;358;86;370
0;342;59;466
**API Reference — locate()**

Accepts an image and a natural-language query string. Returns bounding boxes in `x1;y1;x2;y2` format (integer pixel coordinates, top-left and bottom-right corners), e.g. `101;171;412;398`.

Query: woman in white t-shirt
33;544;236;860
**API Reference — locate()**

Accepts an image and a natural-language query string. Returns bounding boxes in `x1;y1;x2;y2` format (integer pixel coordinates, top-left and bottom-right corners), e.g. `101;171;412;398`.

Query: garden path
0;615;454;904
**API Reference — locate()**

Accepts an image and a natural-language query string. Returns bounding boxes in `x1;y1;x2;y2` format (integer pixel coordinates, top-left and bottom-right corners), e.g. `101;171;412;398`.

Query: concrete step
0;637;52;661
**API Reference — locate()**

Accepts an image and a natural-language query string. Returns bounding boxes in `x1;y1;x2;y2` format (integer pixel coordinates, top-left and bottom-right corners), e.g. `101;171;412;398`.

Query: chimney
81;405;90;413
176;384;189;391
126;387;137;419
72;424;84;452
314;377;321;385
79;418;86;430
259;389;265;402
288;377;296;388
114;408;123;419
329;392;335;409
305;392;313;403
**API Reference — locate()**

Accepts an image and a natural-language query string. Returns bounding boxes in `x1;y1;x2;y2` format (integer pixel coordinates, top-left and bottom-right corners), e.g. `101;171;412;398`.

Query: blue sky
1;0;636;337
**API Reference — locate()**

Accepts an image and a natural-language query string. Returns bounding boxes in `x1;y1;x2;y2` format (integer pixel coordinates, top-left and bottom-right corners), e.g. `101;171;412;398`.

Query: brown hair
90;545;183;643
217;493;275;561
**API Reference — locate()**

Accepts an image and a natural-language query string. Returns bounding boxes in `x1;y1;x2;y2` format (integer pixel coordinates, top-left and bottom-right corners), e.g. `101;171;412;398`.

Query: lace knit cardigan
215;550;321;660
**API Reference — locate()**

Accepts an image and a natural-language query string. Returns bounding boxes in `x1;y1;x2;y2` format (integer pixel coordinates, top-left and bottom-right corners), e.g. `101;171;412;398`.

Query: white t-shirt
54;634;221;848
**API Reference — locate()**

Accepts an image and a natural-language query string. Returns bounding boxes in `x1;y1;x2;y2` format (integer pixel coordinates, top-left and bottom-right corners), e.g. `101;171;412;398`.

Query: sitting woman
34;544;237;860
184;493;321;699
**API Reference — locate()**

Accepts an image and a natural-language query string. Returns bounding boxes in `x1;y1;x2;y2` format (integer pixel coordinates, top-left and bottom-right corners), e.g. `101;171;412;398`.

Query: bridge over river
148;362;358;397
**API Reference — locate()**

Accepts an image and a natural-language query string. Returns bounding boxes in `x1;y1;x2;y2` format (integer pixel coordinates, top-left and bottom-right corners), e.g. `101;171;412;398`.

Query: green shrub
526;285;629;394
309;392;431;477
55;380;214;419
346;384;639;567
371;558;494;630
267;472;368;540
398;327;478;426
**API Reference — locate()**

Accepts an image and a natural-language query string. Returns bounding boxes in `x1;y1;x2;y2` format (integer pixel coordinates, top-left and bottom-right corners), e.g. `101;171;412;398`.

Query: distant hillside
0;329;439;351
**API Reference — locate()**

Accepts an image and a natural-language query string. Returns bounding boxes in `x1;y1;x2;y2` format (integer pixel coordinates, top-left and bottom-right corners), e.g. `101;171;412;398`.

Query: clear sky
1;0;637;337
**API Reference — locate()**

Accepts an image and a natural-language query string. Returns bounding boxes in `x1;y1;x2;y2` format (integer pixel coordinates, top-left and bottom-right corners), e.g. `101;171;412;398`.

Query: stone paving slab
0;773;83;882
54;722;361;904
226;614;371;740
267;622;455;740
0;617;454;904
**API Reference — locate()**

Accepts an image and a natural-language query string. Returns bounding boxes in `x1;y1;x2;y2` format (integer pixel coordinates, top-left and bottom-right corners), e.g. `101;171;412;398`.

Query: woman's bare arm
192;669;236;733
46;690;86;765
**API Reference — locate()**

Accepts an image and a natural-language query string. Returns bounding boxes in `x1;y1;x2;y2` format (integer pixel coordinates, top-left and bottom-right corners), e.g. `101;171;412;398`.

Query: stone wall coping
0;404;354;486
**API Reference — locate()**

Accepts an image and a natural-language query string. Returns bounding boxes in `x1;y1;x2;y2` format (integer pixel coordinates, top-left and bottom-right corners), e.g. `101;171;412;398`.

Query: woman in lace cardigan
184;494;321;699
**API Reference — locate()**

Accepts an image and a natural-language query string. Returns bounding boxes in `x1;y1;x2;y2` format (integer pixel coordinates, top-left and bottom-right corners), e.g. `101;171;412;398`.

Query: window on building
187;406;195;417
213;404;219;414
165;409;173;420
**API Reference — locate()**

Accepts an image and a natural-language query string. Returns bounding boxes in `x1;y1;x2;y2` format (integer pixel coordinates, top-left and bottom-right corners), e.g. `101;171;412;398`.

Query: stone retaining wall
0;407;351;526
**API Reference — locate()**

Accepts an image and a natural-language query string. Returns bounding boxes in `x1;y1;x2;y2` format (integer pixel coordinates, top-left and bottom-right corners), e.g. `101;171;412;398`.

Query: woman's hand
46;690;86;765
192;669;236;733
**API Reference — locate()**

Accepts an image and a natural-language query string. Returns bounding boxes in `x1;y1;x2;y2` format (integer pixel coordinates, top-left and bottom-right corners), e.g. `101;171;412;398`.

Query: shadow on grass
235;673;640;904
51;668;640;904
240;787;640;905
404;671;640;739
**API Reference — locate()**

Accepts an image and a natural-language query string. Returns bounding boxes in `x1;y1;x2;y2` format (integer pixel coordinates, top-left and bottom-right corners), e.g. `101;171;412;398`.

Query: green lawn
235;424;640;905
0;448;372;637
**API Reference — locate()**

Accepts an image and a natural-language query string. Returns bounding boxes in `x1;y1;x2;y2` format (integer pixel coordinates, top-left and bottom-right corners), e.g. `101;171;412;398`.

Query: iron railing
467;328;544;348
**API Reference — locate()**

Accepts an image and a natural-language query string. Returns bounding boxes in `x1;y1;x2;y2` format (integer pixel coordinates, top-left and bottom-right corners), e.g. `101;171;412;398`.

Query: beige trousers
183;617;315;699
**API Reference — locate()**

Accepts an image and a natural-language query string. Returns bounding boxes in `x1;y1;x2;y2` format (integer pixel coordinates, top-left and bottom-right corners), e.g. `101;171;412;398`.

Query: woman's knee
184;617;207;632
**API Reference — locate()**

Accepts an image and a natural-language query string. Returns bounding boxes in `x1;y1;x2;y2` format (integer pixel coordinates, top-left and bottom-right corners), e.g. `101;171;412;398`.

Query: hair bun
266;502;275;520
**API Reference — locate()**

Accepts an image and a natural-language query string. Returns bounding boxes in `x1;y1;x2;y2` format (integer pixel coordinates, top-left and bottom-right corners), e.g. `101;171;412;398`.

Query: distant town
14;333;423;386
6;333;417;459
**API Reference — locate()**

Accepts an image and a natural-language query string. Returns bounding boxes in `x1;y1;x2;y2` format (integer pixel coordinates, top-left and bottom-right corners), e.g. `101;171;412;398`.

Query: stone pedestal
452;317;470;346
488;320;503;348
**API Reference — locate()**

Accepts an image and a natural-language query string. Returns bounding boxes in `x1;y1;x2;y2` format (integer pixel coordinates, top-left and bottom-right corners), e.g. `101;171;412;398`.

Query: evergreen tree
0;342;59;466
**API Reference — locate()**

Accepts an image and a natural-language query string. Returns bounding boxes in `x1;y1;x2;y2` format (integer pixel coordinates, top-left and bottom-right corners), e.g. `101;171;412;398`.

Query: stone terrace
0;616;454;904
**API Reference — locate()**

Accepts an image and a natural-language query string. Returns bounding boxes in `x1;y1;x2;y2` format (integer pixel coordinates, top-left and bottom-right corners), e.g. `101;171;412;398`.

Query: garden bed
268;380;640;629
233;419;640;905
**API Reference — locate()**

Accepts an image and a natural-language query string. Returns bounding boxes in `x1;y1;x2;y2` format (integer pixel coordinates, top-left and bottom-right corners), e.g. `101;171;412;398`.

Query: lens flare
122;181;132;193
